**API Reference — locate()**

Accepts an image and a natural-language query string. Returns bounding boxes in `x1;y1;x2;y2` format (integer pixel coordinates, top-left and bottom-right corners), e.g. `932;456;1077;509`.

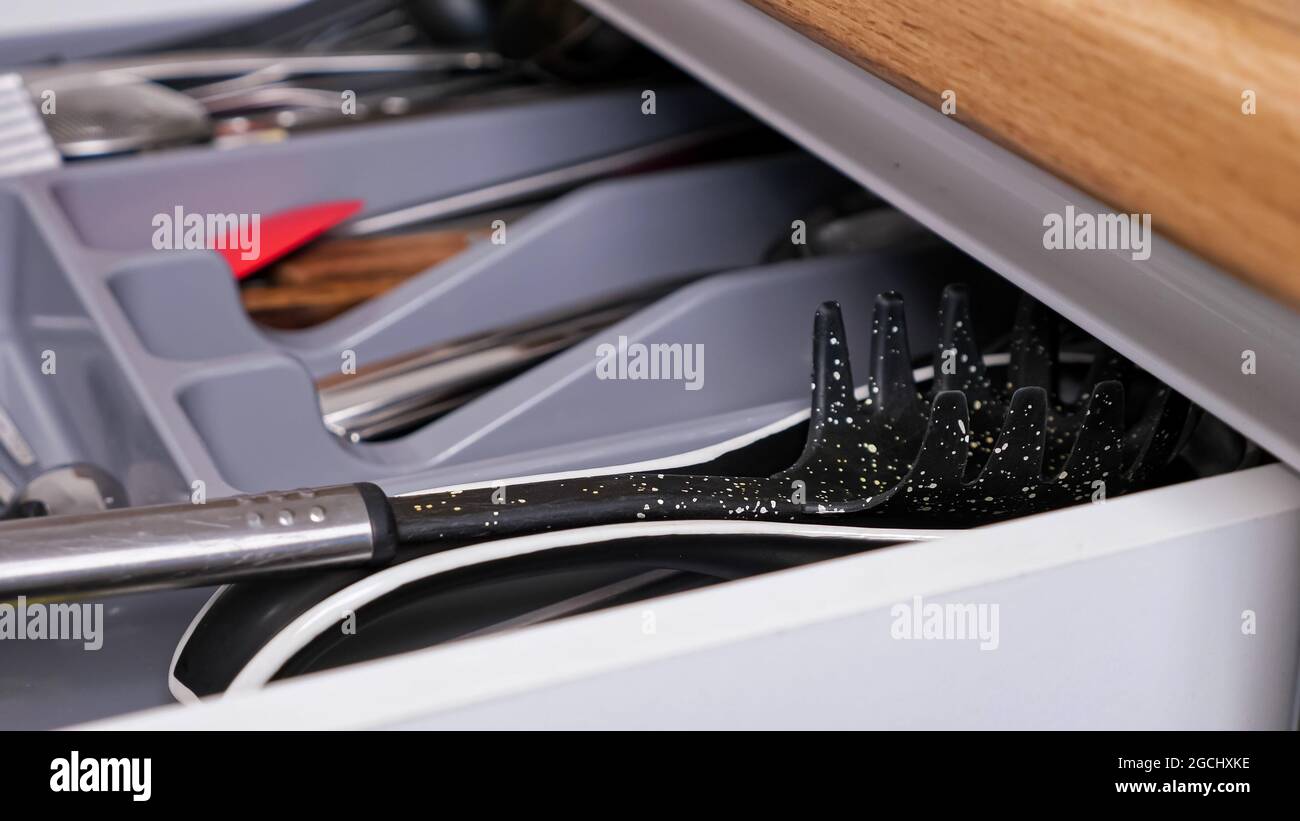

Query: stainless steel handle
319;303;637;440
0;484;390;598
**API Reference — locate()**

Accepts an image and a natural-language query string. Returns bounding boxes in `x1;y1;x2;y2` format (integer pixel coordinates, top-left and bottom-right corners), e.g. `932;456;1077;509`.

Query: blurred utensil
220;199;364;280
41;81;215;158
166;0;653;80
242;226;485;327
24;50;502;88
0;398;125;518
318;282;680;441
241;124;758;328
0;464;127;520
210;69;520;137
333;0;657;80
243;273;414;329
337;123;753;236
178;0;427;52
25;50;504;158
16;0;668;161
274;229;484;284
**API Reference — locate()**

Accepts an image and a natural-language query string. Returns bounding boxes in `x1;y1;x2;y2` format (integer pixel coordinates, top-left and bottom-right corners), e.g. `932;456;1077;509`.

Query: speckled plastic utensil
392;284;1196;540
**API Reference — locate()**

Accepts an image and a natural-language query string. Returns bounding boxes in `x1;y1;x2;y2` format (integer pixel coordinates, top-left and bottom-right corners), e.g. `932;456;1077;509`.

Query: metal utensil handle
319;303;642;434
26;50;505;87
0;483;395;598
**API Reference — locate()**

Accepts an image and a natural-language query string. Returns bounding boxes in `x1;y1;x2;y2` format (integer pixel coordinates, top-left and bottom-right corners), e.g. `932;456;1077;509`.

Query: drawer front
90;465;1300;730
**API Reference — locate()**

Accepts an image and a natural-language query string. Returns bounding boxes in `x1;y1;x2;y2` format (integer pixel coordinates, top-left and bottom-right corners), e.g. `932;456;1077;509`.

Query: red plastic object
218;200;364;280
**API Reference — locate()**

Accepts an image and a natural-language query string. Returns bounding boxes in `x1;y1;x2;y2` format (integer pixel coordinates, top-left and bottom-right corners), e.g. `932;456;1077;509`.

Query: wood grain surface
242;228;482;328
746;0;1300;310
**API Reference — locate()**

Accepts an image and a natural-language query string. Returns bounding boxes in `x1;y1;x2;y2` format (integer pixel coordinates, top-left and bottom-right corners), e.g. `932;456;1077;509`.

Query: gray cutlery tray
0;78;1008;728
0;84;857;503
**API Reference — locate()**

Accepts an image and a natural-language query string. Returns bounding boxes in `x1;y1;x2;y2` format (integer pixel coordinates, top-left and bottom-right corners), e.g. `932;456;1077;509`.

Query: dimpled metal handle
0;484;389;598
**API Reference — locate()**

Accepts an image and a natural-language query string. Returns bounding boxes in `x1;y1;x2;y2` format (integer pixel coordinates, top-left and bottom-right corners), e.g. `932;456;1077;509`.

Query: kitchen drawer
95;461;1300;730
1;1;1296;731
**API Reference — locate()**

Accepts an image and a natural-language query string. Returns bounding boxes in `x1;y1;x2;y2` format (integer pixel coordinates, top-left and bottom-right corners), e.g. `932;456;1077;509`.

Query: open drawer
0;1;1296;731
96;462;1300;730
42;247;1294;730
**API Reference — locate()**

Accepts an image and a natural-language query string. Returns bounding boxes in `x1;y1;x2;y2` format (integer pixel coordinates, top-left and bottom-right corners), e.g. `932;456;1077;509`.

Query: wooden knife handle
271;230;482;284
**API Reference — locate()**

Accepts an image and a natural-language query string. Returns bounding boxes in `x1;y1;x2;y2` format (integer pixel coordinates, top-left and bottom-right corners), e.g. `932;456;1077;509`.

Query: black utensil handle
392;473;806;545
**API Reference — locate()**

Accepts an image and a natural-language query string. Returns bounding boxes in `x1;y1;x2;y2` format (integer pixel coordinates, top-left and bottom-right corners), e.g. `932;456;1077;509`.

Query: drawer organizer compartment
1;10;1296;730
0;190;185;507
3;85;832;503
49;87;741;253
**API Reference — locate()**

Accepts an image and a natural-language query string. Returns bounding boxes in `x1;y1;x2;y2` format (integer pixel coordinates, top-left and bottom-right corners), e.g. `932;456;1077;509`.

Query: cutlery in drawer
0;283;1209;598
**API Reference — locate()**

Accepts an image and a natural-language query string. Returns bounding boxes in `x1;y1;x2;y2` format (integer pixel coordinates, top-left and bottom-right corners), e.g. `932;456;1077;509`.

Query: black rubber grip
355;482;399;564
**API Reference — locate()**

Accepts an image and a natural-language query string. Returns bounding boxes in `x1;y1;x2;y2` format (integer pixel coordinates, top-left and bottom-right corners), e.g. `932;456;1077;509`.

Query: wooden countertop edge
746;0;1300;313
